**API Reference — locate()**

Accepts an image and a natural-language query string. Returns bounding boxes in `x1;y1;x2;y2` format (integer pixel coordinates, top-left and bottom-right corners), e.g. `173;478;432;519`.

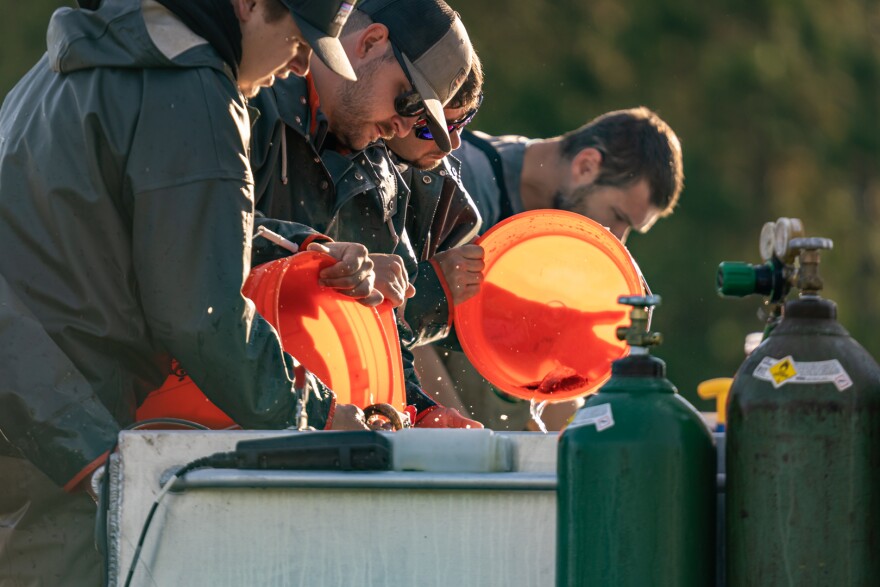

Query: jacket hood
48;0;229;76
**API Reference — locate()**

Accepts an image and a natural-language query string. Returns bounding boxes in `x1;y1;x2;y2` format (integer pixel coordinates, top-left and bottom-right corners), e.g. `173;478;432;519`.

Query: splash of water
529;399;550;434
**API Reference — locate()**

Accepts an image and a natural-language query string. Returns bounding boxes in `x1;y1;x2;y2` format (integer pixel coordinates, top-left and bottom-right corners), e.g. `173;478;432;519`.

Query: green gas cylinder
726;237;880;586
556;296;716;587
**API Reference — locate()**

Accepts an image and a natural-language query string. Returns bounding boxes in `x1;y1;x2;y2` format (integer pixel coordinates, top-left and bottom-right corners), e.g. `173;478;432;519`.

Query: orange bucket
455;210;644;402
136;252;406;428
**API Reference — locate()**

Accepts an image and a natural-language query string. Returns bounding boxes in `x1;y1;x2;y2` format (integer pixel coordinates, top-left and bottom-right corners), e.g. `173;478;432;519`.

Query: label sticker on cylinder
752;356;853;391
569;403;614;432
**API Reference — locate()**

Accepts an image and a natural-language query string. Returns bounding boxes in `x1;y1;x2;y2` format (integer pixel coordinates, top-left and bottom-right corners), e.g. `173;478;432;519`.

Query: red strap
403;405;418;427
63;450;110;493
300;233;333;250
414;405;441;425
294;364;307;389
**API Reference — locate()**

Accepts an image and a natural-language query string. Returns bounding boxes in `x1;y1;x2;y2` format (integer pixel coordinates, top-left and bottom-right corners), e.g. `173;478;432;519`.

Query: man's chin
333;128;376;151
348;137;372;151
413;156;444;171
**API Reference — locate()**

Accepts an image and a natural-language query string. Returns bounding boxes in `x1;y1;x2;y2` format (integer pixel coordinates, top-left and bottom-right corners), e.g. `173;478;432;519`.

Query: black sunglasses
391;43;427;119
413;93;483;141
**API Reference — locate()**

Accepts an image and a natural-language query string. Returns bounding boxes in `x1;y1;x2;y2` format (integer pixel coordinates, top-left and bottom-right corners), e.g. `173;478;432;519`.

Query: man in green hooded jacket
0;0;377;583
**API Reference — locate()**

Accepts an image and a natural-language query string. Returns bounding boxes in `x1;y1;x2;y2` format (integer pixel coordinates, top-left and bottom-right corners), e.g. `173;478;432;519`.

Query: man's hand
308;242;384;307
329;403;371;430
433;244;484;306
369;253;415;308
415;406;484;429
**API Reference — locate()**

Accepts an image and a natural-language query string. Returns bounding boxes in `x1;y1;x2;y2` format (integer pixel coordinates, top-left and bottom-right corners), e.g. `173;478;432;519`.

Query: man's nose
288;47;312;78
393;115;416;138
449;127;462;151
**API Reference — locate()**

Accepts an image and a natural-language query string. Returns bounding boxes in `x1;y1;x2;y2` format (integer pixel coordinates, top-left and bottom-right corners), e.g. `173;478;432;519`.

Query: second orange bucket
136;252;406;428
455;210;644;402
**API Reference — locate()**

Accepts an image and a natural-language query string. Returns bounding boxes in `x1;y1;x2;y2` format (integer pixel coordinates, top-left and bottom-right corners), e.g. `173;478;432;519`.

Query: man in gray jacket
0;0;375;583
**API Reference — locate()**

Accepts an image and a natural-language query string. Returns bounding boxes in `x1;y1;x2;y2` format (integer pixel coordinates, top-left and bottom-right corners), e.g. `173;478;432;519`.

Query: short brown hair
560;107;684;215
447;51;483;111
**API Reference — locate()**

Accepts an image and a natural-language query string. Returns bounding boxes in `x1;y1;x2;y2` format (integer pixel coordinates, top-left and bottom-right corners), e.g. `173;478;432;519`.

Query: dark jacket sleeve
126;72;333;431
0;274;119;486
251;214;331;266
404;162;482;346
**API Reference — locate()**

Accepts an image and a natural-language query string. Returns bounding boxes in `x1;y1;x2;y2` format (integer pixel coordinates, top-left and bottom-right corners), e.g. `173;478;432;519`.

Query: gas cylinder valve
716;217;805;303
716;218;834;336
616;295;663;350
788;237;833;296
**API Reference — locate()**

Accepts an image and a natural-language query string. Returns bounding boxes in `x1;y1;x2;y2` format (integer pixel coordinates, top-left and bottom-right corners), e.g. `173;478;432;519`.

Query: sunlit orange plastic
135;363;236;429
455;210;644;402
136;252;406;428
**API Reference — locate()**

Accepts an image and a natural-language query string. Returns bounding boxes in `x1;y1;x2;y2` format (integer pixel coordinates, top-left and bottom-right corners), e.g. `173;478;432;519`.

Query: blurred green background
3;1;879;408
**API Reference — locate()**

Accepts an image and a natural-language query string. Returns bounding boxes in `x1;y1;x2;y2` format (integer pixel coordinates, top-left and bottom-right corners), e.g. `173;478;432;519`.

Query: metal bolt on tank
556;295;716;587
718;219;880;585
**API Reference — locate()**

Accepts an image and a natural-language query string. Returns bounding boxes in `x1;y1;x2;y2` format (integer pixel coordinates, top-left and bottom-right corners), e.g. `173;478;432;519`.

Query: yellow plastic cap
697;377;734;426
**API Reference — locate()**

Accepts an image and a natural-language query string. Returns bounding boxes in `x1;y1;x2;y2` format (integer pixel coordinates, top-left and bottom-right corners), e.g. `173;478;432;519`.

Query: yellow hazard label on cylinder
769;357;797;385
752;356;853;391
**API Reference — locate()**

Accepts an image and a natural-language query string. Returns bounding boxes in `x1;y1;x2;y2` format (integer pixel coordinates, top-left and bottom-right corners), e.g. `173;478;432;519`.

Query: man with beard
405;107;686;430
459;107;684;244
384;58;485;345
0;0;379;583
249;0;481;428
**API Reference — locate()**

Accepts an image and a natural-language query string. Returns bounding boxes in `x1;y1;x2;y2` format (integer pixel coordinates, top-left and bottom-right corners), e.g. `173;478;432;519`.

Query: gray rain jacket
0;0;332;487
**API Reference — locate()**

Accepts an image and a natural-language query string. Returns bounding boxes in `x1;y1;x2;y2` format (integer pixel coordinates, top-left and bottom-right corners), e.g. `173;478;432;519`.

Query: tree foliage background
3;1;879;407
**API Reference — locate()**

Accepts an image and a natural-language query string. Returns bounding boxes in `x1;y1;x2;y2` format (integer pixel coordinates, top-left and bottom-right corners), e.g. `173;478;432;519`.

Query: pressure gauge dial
759;221;776;261
773;217;805;261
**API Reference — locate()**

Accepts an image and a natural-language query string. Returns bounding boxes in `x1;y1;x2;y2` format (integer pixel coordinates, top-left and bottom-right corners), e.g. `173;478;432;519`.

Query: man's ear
233;0;257;23
570;147;603;187
353;23;391;61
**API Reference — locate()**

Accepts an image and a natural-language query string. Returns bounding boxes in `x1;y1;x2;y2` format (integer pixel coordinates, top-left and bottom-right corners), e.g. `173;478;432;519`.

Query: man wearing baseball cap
350;0;471;152
249;0;480;428
0;0;374;583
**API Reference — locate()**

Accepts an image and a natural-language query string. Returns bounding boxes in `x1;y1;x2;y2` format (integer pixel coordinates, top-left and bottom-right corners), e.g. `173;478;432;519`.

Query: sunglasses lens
414;125;434;140
395;91;425;118
412;107;480;142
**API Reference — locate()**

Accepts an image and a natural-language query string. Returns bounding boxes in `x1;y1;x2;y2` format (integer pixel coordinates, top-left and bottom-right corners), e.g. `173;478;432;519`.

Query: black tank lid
611;354;666;378
784;296;837;320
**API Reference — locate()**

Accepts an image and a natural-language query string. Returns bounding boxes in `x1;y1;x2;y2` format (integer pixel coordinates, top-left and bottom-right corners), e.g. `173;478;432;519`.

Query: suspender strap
462;129;515;220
